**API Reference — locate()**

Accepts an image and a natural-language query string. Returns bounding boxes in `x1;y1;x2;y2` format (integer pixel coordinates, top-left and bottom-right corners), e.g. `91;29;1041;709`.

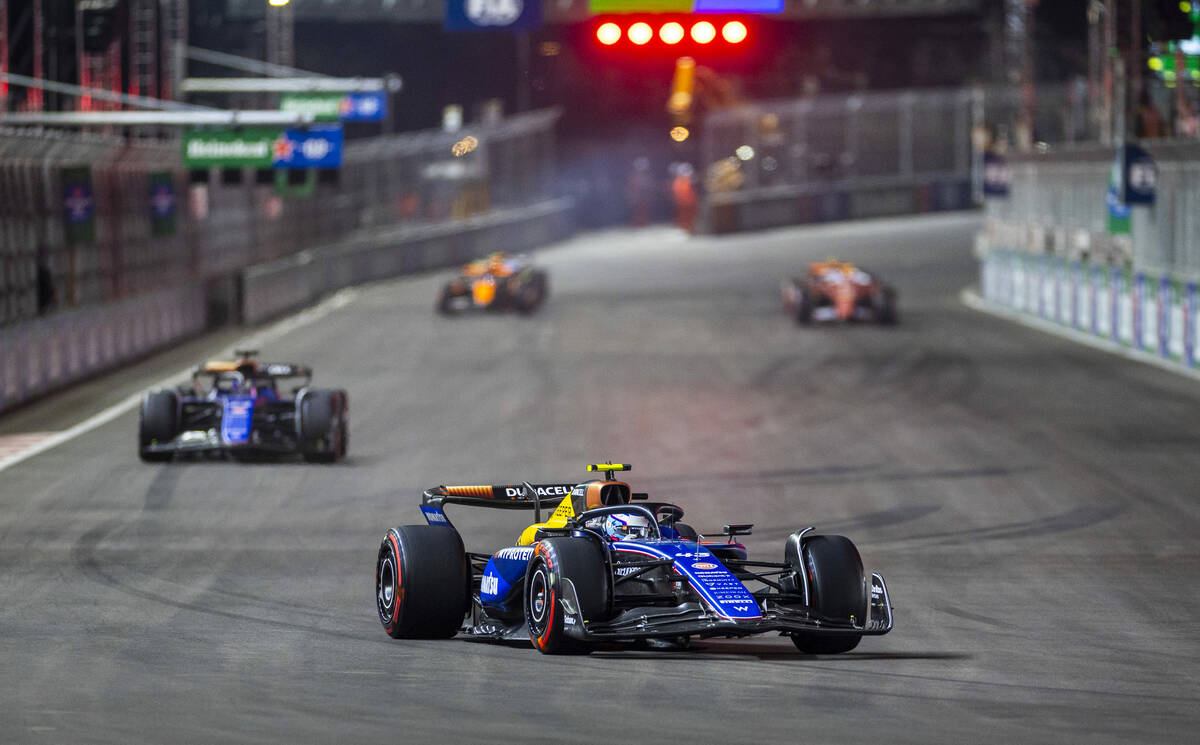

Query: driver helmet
601;513;652;541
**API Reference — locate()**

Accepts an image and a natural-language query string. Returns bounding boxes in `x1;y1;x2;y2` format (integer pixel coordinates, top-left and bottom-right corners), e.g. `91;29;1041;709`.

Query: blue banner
695;0;784;11
982;152;1011;198
339;92;387;122
1187;283;1197;367
1123;144;1157;205
445;0;541;31
273;126;343;169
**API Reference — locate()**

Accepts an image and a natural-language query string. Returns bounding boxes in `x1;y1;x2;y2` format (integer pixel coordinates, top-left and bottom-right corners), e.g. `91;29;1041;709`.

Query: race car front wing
463;572;893;643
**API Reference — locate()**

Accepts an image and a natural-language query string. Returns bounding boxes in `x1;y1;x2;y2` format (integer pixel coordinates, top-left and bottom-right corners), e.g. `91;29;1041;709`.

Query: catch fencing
977;140;1200;374
0;283;206;414
698;84;1094;234
981;140;1200;282
0;109;561;328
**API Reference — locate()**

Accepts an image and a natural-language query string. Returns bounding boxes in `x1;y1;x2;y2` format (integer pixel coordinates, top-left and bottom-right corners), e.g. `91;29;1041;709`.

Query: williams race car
375;463;893;654
436;252;548;314
781;259;898;324
138;350;348;463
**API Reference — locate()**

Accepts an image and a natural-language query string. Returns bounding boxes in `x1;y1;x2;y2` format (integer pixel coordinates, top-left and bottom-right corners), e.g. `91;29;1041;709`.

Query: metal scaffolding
130;0;158;99
266;3;295;69
159;0;187;102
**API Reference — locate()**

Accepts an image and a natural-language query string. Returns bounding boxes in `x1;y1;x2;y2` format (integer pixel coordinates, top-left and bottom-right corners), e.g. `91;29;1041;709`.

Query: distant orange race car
436;253;549;315
781;260;898;325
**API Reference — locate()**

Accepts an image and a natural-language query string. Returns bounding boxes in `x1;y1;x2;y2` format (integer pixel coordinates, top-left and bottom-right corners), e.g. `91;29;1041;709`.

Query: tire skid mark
69;515;386;644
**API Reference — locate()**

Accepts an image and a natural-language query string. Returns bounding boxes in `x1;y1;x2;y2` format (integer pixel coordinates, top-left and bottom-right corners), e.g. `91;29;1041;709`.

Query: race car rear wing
422;483;578;512
193;362;313;381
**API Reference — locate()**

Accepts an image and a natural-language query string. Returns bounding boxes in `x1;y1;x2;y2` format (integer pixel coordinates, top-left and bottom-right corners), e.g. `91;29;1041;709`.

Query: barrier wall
0;283;207;414
240;198;574;325
980;248;1198;371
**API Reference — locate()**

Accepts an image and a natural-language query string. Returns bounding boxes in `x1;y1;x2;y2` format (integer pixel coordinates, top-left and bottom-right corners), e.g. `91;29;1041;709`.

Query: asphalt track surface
2;213;1198;744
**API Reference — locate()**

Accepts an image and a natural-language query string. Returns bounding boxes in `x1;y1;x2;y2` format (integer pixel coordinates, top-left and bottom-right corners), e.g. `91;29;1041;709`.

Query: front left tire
138;390;178;462
299;388;347;463
524;537;610;654
376;525;470;639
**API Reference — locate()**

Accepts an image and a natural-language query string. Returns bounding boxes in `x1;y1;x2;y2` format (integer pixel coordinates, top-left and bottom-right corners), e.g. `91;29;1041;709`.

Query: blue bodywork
220;395;255;445
613;540;761;619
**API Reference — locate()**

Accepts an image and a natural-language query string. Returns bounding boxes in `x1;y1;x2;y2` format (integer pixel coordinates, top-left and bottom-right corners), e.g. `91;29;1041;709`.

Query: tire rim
528;565;549;634
377;552;396;620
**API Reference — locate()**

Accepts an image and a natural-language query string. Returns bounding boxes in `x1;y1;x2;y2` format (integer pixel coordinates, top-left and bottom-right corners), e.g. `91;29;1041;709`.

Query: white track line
961;288;1200;383
0;289;358;474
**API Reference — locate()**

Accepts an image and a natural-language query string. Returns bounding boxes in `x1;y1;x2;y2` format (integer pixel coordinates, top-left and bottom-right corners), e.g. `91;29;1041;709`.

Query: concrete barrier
240;198;574;325
704;179;971;235
979;248;1198;372
0;283;206;415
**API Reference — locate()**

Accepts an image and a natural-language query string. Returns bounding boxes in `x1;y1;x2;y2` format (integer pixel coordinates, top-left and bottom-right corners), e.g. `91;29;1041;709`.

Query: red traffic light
593;17;750;49
597;22;622;45
690;21;716;44
628;21;654;45
659;21;685;45
722;21;747;44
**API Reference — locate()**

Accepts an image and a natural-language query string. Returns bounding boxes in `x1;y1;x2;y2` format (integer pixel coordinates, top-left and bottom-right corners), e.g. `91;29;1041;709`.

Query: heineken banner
184;128;279;168
280;92;387;122
183;126;344;169
148;172;177;237
62;166;96;245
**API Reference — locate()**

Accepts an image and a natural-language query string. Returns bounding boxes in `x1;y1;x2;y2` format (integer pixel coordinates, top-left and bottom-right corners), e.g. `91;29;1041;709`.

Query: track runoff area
1;213;1198;743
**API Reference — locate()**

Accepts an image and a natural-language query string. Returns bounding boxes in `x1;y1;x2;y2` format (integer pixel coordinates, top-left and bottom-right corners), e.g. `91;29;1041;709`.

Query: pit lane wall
240;198;574;325
0;284;206;414
976;141;1200;375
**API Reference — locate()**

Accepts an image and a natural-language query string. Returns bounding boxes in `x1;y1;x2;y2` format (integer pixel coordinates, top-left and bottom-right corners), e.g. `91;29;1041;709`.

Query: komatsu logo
481;574;500;595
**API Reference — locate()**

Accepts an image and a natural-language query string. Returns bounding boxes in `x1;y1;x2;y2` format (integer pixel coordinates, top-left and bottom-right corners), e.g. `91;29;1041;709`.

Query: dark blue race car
375;463;893;654
138;350;348;463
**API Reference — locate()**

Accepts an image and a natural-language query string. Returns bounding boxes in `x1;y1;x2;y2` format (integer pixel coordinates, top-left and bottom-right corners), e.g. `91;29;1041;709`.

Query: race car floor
1;213;1198;744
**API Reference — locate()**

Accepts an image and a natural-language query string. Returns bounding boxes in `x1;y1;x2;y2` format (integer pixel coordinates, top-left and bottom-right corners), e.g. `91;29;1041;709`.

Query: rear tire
794;287;813;325
876;287;898;325
525;537;610;654
516;271;548;314
138;390;178;462
299;389;346;463
436;284;458;315
790;535;866;654
376;525;470;639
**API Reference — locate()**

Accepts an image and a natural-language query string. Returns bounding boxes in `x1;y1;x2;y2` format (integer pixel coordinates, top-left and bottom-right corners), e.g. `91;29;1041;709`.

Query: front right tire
790;534;867;654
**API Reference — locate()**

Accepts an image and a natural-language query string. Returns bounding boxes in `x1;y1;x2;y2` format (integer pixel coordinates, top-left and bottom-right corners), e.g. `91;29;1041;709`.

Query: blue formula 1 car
375;463;893;654
138;350;348;463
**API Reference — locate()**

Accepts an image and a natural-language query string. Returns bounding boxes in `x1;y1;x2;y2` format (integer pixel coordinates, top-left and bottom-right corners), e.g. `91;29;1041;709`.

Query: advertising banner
280;92;387;123
1167;278;1184;361
62;166;96;245
1187;283;1198;367
982;152;1011;198
446;0;542;31
149;172;177;237
1095;265;1111;338
1115;267;1130;344
272;126;344;169
184;128;279;168
1133;272;1147;350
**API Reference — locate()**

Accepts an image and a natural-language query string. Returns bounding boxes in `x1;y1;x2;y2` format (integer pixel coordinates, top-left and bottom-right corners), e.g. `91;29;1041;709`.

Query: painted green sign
183;128;281;168
280;93;344;122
